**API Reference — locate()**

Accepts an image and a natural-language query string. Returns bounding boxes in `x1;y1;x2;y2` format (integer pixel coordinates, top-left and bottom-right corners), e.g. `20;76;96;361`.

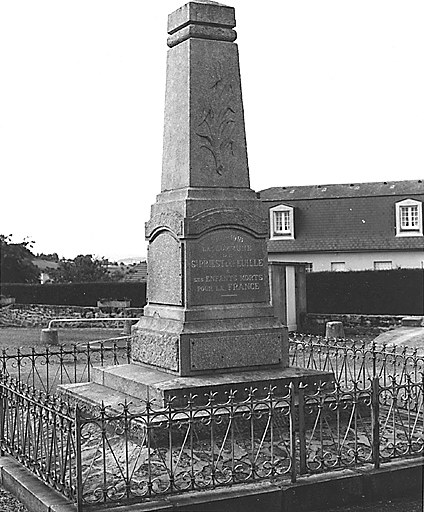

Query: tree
51;254;114;283
36;252;59;262
0;234;40;283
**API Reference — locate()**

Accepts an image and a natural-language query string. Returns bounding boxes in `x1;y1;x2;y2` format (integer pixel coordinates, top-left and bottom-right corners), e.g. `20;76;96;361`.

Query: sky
1;1;423;261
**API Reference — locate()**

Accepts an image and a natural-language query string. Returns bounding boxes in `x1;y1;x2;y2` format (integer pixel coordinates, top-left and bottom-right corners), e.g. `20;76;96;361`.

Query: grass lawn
0;327;125;349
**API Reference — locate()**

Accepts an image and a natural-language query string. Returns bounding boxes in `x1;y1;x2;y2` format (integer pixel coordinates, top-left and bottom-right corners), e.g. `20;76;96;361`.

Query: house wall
269;251;424;272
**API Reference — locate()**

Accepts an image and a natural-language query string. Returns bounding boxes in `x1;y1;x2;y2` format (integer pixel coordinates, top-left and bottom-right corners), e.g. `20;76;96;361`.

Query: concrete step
58;381;145;413
91;363;173;403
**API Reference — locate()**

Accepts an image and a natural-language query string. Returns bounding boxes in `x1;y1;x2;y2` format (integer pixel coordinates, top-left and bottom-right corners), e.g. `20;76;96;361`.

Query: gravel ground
373;326;424;352
0;485;28;512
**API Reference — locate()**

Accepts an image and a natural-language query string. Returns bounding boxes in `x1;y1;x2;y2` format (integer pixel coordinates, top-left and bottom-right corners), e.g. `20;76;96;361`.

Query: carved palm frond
197;59;236;176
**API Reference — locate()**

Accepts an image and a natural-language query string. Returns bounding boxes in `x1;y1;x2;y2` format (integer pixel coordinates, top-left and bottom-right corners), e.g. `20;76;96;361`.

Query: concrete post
123;320;133;335
325;321;345;339
40;328;59;345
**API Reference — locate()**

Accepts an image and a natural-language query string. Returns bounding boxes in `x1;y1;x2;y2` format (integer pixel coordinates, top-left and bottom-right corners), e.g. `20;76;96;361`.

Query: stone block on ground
401;316;424;327
325;321;345;339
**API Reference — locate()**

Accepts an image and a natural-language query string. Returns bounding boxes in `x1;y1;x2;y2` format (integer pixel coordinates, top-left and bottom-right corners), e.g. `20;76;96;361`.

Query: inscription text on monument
188;229;268;306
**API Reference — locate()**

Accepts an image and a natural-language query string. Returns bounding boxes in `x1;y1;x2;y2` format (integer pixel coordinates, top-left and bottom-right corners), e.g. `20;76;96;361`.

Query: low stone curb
0;457;424;512
0;455;422;512
0;457;76;512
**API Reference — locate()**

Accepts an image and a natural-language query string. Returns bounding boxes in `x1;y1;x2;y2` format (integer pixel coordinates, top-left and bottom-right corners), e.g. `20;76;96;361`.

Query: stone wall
0;304;144;328
303;313;404;336
1;305;406;336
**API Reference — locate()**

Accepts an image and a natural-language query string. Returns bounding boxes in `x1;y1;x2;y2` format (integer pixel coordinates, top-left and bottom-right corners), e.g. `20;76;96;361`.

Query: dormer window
270;204;294;239
395;199;423;237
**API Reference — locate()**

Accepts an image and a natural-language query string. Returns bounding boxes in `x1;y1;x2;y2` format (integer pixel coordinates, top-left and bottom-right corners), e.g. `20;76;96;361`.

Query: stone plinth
132;314;287;376
60;363;334;409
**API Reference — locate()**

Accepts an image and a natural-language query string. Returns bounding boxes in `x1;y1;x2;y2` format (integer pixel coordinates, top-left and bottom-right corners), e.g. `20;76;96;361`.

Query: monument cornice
167;25;237;48
184;207;268;237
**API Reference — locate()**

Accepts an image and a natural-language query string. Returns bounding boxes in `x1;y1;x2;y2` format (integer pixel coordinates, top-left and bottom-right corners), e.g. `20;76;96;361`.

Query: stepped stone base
58;363;334;409
131;314;288;376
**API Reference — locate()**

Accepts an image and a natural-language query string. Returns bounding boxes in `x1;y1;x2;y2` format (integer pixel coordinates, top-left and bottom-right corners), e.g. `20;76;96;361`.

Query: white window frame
270;204;295;240
395;199;423;237
374;261;392;270
331;262;346;272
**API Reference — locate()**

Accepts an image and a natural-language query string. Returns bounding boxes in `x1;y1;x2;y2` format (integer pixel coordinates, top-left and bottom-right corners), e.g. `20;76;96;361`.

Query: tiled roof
259;180;424;254
260;179;424;201
123;262;147;282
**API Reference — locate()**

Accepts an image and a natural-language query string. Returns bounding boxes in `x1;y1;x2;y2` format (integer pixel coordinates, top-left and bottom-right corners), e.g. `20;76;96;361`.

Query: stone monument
60;0;332;409
132;0;286;379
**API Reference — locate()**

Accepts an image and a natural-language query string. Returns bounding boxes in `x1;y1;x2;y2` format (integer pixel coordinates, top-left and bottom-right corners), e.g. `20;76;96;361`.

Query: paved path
374;327;424;352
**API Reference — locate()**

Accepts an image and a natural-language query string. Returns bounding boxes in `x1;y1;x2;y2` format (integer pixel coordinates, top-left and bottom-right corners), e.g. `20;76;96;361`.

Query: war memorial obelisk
61;0;331;408
132;0;287;386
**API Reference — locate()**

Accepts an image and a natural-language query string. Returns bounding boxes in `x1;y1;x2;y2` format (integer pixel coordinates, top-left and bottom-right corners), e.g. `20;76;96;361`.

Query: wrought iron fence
74;377;424;509
0;373;423;511
301;376;424;473
289;334;424;388
76;387;294;508
0;375;78;503
1;333;422;396
0;337;131;394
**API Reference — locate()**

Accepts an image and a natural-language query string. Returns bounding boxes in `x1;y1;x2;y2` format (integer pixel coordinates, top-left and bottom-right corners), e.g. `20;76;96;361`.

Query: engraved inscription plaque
190;333;282;370
187;229;268;306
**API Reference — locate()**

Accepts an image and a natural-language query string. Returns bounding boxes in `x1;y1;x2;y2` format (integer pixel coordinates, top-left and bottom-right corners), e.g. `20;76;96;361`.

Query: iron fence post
0;380;4;457
75;405;83;512
298;383;307;475
289;382;297;483
126;336;131;364
371;341;376;381
412;348;418;383
86;343;91;382
123;400;131;500
406;374;413;454
1;349;6;377
371;377;380;469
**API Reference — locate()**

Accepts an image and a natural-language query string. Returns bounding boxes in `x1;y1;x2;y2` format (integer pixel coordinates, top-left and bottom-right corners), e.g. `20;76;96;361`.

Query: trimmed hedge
0;282;147;308
3;269;423;315
306;269;424;315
